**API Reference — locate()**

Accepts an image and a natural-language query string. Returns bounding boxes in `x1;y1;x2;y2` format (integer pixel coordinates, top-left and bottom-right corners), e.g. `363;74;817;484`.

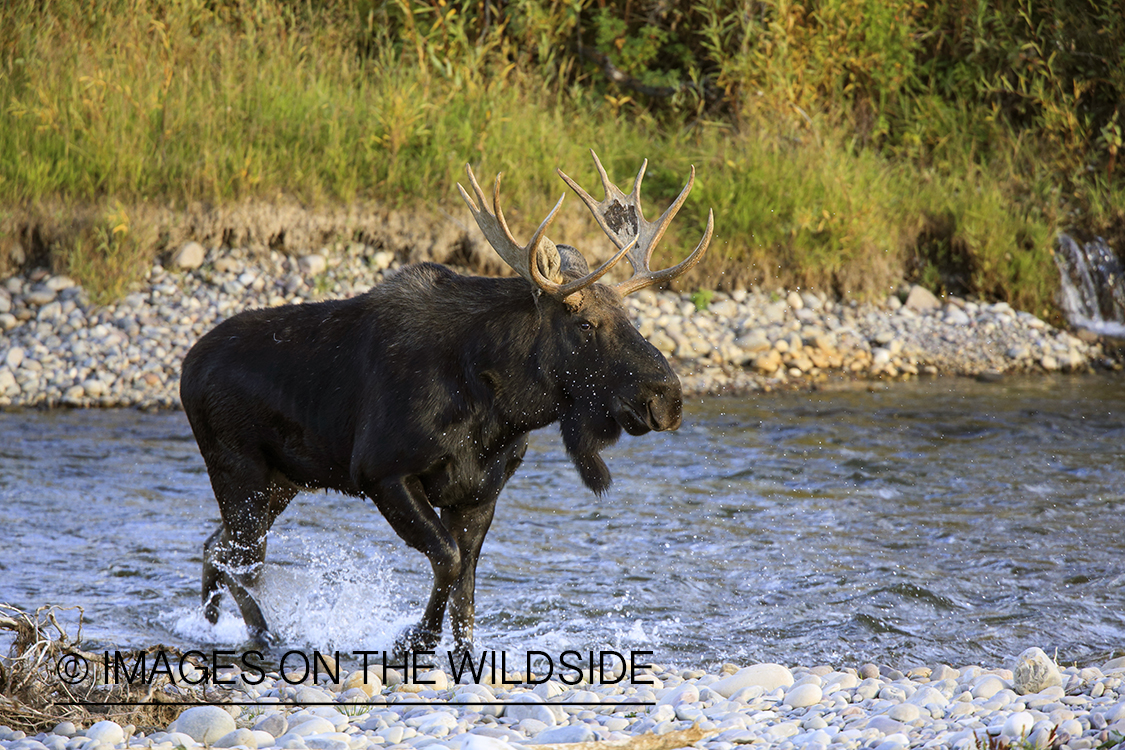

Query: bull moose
180;151;714;652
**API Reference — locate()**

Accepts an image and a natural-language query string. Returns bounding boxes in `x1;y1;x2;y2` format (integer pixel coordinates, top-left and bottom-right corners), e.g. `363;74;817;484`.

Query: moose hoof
392;624;441;658
246;624;279;647
203;594;222;625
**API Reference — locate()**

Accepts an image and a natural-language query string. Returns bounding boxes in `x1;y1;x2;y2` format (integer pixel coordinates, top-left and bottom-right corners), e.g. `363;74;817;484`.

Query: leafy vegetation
1;0;1121;314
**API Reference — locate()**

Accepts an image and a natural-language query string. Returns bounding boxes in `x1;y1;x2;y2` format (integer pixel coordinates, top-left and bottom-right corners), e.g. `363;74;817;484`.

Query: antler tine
557;151;713;296
459;162;628;299
616;208;713;297
459;164;565;285
458;165;530;281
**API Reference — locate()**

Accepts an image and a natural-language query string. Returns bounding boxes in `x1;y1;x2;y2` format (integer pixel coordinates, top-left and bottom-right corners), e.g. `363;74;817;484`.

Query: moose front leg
441;434;525;652
365;475;461;657
442;497;498;653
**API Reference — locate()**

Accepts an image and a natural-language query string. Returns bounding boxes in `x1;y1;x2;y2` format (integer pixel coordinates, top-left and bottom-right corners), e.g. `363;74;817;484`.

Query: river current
2;375;1123;670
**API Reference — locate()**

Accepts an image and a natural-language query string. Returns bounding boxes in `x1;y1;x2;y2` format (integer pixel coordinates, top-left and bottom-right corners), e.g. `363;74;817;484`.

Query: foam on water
168;606;251;646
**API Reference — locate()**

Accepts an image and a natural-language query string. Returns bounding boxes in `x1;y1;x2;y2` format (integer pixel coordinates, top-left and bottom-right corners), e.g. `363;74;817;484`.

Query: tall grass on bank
0;0;1120;315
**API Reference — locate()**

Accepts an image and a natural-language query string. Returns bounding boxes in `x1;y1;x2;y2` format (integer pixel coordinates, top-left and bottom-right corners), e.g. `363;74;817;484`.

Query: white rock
766;721;799;739
376;727;405;744
532;680;565;700
945;305;971;326
711;664;794;697
45;275;75;291
1002;711;1035;738
735;331;771;354
370;250;395;271
5;346;24;369
709;299;738;318
84;721;125;746
505;695;558;726
251;730;278;748
253;713;288;738
24;288;57;306
342;668;382;696
786;291;804;310
533;725;595;744
293;686;333;704
889;704;921;722
657;682;699;706
214;728;258;749
82;379;108;397
285;717;337;736
1104;656;1125;672
417;668;449;691
874;732;910;750
1012;647;1062;694
907;685;948;706
299;253;327;276
904;285;940;312
784;683;822;708
822;672;859;692
172;241;207;270
303;732;350;750
168;705;237;744
972;675;1006;700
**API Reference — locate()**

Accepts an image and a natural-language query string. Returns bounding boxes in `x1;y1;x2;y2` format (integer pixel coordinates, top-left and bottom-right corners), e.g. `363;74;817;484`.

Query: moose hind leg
203;472;296;640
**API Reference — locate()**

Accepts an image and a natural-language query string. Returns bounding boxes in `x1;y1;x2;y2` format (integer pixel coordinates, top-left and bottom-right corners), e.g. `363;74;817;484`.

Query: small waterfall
1055;233;1125;338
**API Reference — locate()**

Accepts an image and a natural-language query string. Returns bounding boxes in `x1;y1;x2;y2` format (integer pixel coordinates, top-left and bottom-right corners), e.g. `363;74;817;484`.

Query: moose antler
557;150;714;297
458;165;633;299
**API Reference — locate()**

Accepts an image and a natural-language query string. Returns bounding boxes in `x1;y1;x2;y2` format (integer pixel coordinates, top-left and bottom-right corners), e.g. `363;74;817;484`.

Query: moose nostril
647;393;682;431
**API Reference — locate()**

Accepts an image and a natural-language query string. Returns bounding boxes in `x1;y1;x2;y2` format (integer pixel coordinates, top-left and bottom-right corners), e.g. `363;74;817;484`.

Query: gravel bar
0;241;1119;410
3;649;1124;750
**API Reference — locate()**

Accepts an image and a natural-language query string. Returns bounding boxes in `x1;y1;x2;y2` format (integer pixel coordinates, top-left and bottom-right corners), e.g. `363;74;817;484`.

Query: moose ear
555;244;591;281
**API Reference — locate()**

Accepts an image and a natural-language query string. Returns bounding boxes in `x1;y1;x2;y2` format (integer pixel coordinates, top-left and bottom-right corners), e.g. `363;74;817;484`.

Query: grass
0;0;1119;316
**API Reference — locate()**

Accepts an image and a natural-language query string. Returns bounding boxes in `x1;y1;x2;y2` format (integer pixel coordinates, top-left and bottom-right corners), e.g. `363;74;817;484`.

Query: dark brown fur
180;260;682;651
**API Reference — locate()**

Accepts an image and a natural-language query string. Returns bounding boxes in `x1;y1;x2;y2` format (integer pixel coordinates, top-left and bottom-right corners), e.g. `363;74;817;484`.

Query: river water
2;375;1123;671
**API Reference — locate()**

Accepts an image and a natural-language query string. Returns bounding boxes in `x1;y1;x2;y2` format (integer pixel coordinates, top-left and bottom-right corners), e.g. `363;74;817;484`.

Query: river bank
0;241;1120;410
2;651;1124;750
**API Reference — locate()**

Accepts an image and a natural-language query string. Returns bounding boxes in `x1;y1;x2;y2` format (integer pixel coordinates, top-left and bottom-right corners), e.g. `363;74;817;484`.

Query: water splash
1055;233;1125;337
168;533;413;651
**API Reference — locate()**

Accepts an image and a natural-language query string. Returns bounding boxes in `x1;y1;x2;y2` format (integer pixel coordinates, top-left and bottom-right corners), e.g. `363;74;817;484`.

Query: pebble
783;683;822;708
172;242;206;270
0;249;1117;411
167;705;237;744
711;664;793;696
1012;647;1063;694
82;722;124;746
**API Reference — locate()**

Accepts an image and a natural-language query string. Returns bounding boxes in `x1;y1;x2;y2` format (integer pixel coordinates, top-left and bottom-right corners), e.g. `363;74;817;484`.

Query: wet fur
180;261;681;649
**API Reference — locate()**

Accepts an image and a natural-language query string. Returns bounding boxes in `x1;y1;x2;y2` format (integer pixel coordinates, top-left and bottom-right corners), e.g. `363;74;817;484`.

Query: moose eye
578;320;594;331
